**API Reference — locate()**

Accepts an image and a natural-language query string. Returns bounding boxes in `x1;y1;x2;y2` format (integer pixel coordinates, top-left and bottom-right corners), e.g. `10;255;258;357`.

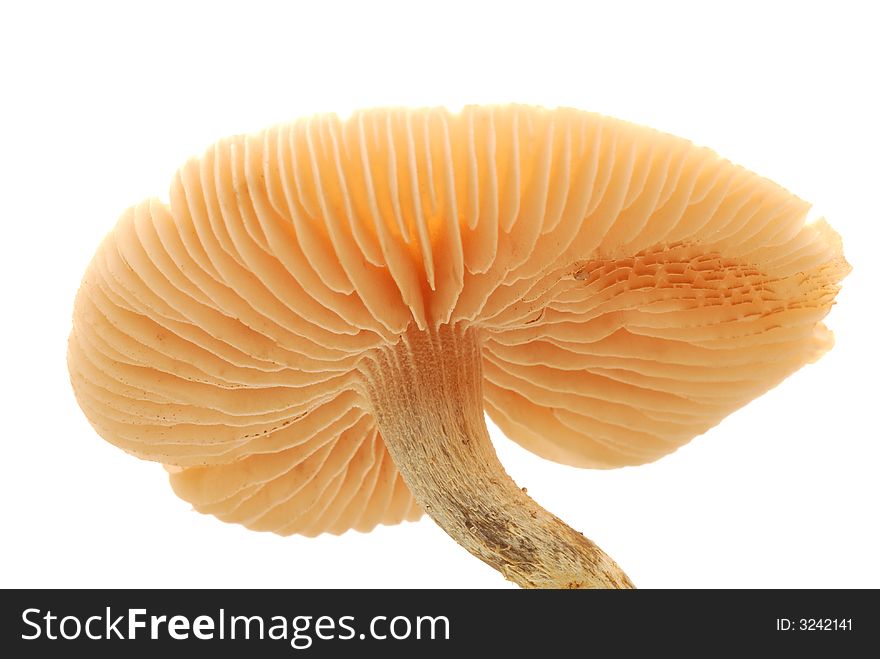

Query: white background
1;0;877;589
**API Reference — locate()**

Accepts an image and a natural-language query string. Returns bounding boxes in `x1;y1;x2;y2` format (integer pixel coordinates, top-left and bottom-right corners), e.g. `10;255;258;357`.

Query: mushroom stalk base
360;324;634;589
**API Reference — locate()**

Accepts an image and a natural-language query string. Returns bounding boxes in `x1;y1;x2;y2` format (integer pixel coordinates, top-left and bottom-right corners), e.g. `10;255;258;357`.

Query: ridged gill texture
68;105;848;536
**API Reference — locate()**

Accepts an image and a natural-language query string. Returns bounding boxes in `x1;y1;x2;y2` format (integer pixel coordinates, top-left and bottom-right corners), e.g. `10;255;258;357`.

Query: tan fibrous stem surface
360;324;634;589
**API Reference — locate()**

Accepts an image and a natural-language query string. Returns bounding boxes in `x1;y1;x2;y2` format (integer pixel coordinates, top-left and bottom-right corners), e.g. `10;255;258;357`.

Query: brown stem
359;324;634;589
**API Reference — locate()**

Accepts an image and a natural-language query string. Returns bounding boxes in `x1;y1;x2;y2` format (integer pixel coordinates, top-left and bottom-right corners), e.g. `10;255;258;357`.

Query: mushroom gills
67;105;848;589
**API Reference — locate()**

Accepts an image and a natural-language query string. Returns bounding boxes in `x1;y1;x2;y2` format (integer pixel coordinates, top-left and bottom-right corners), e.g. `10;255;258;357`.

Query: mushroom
68;105;848;588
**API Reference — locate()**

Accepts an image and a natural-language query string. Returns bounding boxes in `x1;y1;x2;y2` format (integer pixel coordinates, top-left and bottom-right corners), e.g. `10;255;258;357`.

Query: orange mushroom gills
68;105;848;588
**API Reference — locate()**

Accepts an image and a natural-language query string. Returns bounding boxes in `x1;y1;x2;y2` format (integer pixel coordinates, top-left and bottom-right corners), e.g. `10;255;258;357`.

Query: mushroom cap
68;105;848;536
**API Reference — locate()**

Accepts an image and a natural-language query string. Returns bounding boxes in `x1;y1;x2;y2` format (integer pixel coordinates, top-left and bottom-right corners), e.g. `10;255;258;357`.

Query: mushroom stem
359;324;634;589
